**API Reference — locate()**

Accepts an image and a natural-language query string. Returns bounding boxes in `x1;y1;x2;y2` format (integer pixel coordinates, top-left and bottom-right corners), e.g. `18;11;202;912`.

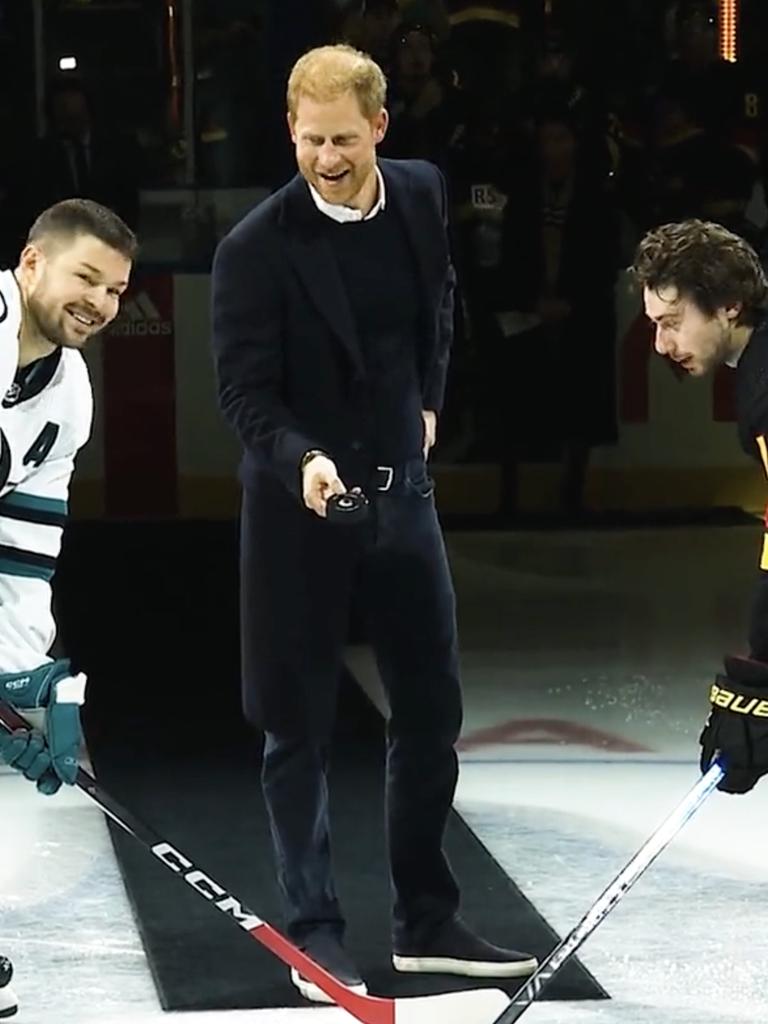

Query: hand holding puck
326;490;369;524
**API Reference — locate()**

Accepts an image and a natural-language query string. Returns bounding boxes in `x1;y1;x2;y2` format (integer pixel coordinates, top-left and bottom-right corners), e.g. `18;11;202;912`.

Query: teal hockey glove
0;659;86;794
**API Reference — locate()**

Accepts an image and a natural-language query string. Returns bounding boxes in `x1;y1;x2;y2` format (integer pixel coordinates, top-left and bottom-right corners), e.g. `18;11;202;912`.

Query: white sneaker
0;984;17;1018
289;933;367;1005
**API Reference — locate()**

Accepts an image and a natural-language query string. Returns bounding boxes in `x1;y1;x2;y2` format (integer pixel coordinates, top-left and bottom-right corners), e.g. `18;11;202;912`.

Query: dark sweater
323;202;425;463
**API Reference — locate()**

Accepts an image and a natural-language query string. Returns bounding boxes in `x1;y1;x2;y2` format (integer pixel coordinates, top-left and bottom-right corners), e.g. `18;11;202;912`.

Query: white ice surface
2;525;767;1023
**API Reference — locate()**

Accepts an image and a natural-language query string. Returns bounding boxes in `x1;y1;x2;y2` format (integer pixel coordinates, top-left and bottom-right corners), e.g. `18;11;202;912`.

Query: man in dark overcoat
211;42;537;1003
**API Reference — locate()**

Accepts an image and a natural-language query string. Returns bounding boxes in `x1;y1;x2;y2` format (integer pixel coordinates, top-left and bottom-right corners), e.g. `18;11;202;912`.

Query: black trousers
240;465;463;946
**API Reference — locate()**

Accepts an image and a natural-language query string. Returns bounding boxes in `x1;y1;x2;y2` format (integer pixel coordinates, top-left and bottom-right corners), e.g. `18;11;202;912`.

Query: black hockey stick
489;758;725;1022
0;699;507;1024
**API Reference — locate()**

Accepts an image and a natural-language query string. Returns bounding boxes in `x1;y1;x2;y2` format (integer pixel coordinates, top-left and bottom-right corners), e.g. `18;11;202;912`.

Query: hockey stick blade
0;699;507;1024
488;759;726;1023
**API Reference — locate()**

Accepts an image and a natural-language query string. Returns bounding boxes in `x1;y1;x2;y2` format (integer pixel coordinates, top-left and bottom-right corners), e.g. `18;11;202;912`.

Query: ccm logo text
151;842;263;929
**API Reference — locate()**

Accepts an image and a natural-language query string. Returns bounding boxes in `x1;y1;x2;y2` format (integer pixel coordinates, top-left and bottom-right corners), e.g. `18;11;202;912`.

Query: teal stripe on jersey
0;557;55;581
0;491;67;528
0;543;56;581
0;492;67;515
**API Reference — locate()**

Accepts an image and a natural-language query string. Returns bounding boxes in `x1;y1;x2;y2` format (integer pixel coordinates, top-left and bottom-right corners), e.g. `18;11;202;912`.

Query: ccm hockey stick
0;699;507;1024
489;758;726;1023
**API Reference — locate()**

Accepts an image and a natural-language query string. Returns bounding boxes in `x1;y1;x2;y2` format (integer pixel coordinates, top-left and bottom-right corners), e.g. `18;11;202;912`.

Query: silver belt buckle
376;466;394;492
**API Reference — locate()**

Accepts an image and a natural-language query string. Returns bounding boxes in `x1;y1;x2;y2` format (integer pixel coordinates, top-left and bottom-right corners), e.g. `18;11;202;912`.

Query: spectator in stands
380;21;458;166
496;107;620;515
15;80;141;234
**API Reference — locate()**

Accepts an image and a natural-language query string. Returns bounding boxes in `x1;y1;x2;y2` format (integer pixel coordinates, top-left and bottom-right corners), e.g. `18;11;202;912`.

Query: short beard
26;295;67;348
26;293;93;350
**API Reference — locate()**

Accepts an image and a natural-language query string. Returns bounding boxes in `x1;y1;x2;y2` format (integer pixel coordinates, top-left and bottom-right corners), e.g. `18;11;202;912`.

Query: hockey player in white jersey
0;199;136;1018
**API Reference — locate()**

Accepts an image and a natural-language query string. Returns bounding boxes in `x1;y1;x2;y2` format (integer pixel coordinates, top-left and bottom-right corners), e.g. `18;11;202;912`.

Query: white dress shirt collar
308;165;386;223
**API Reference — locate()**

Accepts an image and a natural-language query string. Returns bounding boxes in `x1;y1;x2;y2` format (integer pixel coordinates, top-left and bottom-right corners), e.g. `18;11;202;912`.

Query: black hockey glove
700;655;768;793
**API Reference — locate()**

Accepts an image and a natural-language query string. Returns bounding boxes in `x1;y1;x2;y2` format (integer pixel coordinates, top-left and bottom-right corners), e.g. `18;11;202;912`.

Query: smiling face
289;91;387;210
643;285;740;376
21;233;131;350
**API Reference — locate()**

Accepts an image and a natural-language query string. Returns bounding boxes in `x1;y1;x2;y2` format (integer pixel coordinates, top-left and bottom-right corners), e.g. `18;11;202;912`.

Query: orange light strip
719;0;738;63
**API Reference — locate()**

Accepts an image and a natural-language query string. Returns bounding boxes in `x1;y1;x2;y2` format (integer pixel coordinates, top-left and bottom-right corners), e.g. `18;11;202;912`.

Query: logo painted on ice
112;292;172;337
151;842;264;929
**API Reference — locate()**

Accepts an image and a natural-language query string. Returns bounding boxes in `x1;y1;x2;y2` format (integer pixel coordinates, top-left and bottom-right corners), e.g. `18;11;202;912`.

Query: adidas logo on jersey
112;292;172;337
3;382;20;404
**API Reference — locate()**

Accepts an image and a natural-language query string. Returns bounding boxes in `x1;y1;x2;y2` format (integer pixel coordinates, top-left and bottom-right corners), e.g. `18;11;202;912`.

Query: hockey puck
327;491;369;524
0;956;12;986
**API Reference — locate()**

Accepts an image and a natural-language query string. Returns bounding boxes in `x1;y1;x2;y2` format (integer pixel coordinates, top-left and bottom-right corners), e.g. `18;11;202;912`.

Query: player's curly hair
287;44;386;122
632;219;768;327
27;198;138;261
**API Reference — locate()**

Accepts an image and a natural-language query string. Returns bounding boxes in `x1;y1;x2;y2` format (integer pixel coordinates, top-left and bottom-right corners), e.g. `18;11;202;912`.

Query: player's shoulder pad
0;272;21;406
0;270;22;344
57;350;94;450
738;316;768;425
0;268;21;323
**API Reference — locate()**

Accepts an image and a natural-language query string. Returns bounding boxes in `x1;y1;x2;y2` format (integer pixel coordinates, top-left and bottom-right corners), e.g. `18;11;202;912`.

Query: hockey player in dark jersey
632;218;768;794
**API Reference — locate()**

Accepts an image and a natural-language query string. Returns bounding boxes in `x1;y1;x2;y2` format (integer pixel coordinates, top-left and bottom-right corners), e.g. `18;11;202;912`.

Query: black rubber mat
54;521;608;1011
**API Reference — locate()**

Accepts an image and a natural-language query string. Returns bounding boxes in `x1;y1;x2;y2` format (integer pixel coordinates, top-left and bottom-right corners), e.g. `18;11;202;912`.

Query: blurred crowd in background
0;0;767;515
